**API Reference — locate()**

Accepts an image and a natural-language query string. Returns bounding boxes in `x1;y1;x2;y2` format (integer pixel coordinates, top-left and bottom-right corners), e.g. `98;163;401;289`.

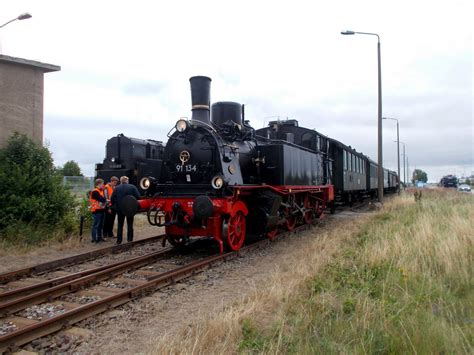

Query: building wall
0;63;44;148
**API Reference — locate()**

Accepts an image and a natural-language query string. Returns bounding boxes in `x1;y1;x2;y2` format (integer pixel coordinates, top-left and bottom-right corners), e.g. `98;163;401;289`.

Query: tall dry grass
150;189;473;354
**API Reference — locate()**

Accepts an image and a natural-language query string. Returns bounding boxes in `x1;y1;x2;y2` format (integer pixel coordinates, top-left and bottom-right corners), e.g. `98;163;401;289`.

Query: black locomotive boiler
95;134;164;194
125;76;334;252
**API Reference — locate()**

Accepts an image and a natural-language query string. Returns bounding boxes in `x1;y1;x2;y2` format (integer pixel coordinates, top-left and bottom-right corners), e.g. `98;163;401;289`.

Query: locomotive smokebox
211;101;242;126
190;76;212;123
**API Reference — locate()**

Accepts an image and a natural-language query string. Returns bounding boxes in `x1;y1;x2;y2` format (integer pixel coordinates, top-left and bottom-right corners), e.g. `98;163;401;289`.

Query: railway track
0;222;319;353
0;200;377;352
0;234;166;284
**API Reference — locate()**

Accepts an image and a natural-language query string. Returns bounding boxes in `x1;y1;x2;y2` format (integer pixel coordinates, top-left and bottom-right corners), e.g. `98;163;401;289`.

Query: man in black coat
111;176;141;244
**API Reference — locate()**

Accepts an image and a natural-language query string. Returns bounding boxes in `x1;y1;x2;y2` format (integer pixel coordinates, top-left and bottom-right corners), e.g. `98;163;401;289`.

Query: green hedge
0;133;76;244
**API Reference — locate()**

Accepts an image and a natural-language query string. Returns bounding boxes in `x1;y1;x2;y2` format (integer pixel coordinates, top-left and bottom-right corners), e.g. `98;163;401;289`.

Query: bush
0;133;76;244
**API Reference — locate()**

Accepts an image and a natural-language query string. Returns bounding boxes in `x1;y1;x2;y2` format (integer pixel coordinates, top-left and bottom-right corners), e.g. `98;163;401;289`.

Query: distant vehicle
440;175;458;188
458;184;471;192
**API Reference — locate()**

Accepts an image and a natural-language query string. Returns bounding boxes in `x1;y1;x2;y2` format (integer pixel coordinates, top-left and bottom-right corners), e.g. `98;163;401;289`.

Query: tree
58;160;83;176
0;133;75;230
412;169;428;184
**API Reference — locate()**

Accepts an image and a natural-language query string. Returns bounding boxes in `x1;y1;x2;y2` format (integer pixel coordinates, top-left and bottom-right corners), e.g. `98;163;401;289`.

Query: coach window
343;151;347;170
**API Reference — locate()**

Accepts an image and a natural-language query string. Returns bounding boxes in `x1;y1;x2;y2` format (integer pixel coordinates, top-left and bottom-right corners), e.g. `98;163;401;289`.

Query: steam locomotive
95;134;164;194
122;76;398;253
122;76;334;252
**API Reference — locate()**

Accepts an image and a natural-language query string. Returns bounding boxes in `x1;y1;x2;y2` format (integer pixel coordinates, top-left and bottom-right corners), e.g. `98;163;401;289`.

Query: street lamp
0;13;32;29
341;30;383;202
396;141;407;187
383;117;400;194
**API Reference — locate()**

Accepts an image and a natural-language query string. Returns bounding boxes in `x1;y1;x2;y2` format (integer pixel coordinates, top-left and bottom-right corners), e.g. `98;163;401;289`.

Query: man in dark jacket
111;176;140;244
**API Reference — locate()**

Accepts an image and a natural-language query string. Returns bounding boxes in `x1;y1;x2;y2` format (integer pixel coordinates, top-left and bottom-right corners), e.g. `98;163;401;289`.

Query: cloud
122;81;165;96
2;0;471;182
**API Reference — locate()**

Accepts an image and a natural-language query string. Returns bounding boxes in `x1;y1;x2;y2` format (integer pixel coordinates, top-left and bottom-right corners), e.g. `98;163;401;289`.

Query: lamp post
341;30;383;202
0;13;32;29
383;117;400;194
0;13;32;53
397;141;406;187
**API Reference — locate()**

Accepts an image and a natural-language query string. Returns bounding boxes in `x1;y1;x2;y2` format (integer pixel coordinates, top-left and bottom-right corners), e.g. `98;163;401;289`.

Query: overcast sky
1;0;472;181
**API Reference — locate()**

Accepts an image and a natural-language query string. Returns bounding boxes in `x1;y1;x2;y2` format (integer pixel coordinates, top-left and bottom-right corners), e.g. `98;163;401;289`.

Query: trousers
116;212;135;243
103;209;116;238
91;212;104;242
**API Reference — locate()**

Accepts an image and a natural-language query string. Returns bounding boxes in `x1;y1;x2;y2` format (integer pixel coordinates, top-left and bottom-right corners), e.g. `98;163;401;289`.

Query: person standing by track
89;178;107;243
111;176;140;244
103;176;119;239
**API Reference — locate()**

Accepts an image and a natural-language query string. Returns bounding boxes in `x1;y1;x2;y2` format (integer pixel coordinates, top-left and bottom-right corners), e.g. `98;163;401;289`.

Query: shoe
116;241;122;245
97;238;105;243
91;240;95;243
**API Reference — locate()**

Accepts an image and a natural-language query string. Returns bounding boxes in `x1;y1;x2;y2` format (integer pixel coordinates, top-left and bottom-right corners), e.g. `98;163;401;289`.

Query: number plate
176;164;197;173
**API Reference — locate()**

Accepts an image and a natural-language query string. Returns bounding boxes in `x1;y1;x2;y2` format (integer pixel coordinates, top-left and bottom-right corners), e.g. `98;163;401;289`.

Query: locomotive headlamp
111;157;116;163
139;177;156;190
140;177;151;190
175;119;189;133
211;175;224;190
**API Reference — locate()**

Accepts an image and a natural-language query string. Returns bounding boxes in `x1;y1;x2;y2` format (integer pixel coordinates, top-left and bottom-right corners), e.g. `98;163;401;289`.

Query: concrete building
0;54;60;148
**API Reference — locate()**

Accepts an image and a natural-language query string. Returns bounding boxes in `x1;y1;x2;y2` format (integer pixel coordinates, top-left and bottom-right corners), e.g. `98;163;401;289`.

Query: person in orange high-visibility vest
102;176;119;238
89;178;107;243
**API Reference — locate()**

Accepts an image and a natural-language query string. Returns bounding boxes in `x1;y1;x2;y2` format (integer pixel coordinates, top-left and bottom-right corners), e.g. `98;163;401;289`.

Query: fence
62;176;94;197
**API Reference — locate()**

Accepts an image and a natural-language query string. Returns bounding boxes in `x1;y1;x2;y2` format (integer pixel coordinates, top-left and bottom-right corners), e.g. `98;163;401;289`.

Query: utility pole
341;30;383;202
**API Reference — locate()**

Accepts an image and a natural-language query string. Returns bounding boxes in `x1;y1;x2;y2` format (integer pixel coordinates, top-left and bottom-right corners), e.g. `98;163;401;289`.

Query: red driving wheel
304;195;313;224
223;211;246;251
284;206;297;231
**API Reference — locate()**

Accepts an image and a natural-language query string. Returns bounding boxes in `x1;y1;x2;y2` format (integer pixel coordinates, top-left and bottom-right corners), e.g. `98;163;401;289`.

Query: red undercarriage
137;185;334;253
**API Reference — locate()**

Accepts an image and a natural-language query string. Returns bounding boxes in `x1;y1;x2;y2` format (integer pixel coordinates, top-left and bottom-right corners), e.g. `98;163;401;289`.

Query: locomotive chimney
189;76;211;123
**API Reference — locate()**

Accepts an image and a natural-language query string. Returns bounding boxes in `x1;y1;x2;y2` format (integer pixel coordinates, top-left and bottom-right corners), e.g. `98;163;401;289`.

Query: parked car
458;184;471;192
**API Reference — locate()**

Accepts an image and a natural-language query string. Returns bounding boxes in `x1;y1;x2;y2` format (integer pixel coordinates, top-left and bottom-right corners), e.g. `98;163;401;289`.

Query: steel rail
0;223;316;352
0;234;166;284
0;246;175;304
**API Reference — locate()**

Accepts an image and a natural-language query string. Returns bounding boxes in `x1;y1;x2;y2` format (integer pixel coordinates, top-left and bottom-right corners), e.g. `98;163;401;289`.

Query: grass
150;189;473;354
